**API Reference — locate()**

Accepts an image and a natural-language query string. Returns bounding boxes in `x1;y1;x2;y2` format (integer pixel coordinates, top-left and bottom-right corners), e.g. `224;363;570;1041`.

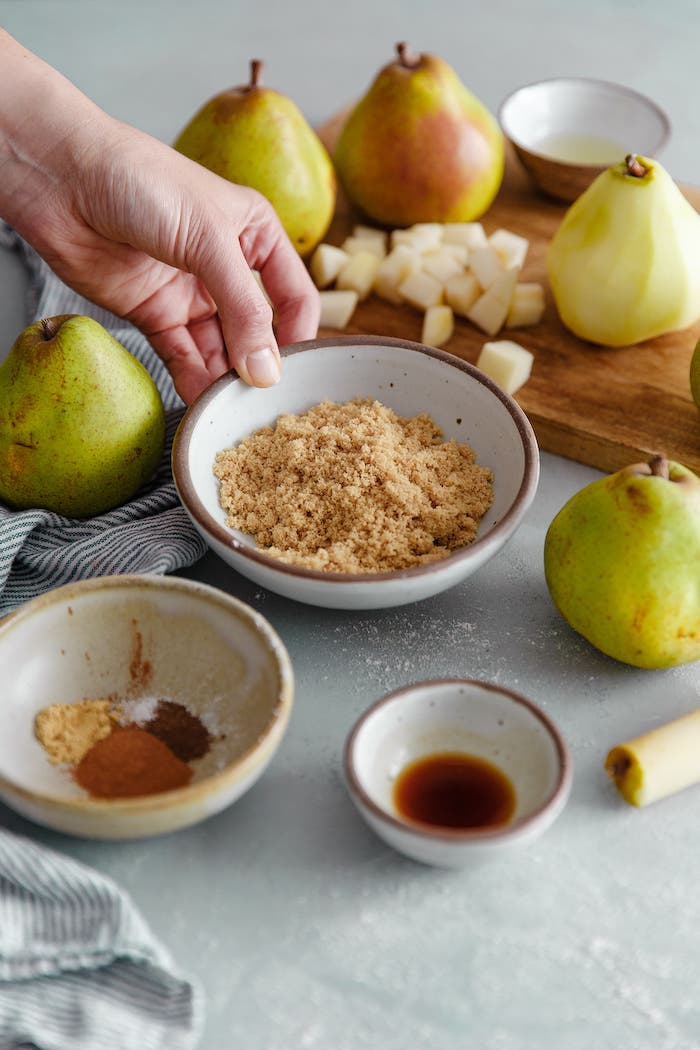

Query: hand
0;30;320;404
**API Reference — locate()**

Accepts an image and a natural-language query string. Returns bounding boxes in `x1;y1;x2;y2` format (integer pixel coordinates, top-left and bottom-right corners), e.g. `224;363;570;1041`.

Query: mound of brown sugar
214;398;494;574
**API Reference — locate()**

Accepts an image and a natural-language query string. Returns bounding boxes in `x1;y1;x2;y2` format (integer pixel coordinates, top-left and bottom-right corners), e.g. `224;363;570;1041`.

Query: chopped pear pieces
421;305;454;348
336;250;381;300
398;270;444;311
490;228;529;270
374;245;422;304
468;244;505;290
467;267;519;336
341;235;386;259
506;283;546;328
309;244;348;289
444;272;481;317
318;289;359;329
476;339;534;394
421;246;465;285
442;222;488;249
606;709;700;807
307;219;544;347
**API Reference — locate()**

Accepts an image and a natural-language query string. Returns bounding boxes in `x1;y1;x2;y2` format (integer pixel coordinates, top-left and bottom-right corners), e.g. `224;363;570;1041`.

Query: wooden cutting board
317;112;700;475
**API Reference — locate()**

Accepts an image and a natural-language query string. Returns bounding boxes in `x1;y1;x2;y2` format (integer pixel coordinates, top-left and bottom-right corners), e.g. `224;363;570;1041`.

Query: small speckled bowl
173;337;540;611
344;679;572;867
499;77;670;202
0;574;293;839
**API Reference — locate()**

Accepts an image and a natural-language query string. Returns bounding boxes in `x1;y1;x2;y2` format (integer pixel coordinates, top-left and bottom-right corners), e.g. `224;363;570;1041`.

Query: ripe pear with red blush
334;42;504;227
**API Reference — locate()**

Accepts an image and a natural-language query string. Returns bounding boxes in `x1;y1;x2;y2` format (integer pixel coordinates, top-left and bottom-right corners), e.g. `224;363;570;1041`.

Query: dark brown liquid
393;751;516;830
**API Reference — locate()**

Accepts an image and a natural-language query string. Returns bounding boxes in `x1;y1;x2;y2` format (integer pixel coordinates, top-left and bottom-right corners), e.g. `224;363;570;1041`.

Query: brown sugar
214;398;494;574
34;700;117;765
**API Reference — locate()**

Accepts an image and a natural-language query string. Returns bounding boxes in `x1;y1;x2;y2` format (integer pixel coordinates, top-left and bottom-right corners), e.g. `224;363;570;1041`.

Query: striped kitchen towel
0;827;204;1050
0;226;208;617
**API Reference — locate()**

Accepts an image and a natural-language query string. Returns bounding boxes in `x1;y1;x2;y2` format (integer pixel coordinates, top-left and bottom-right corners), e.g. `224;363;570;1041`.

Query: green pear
0;315;166;518
334;42;504;227
544;455;700;669
691;337;700;416
174;60;336;257
547;154;700;346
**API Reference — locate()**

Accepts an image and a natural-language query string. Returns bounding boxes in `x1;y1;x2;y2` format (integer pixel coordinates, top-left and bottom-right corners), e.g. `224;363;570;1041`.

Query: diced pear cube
341;235;386;260
469;244;505;290
374;245;422;304
444;272;481;317
421;305;455;348
391;223;443;252
441;222;488;249
439;243;470;266
318;289;359;329
421;246;465;285
352;224;388;249
476;339;534;395
489;228;530;270
309;244;348;289
336;250;381;300
398;270;444;311
466;266;519;336
506;282;546;328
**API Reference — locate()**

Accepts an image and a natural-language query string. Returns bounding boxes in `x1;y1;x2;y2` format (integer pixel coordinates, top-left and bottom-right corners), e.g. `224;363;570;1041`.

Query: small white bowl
343;679;572;867
499;77;670;201
0;575;294;839
173;337;539;610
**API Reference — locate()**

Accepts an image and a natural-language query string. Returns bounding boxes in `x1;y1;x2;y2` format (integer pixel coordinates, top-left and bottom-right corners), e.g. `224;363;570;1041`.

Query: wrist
0;30;104;240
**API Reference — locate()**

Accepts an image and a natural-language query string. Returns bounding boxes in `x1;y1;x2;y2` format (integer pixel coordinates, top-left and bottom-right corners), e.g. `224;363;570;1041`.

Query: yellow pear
174;60;336;257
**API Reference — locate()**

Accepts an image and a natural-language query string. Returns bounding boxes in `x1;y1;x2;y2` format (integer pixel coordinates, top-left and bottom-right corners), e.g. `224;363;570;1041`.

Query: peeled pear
547;154;700;346
691;337;700;417
174;60;336;257
334;42;504;227
544;455;700;669
606;709;700;807
0;315;165;518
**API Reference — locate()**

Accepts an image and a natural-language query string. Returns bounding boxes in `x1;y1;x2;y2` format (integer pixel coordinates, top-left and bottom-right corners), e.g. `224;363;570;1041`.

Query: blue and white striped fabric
0;828;203;1050
0;226;208;617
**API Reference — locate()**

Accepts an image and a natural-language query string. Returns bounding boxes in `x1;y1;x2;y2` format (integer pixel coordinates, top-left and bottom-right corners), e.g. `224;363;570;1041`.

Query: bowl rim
498;75;672;165
172;336;540;586
0;573;294;814
343;677;573;844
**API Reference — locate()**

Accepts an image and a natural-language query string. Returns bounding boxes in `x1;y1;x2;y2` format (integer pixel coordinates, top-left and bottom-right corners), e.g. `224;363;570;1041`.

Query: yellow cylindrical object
605;709;700;807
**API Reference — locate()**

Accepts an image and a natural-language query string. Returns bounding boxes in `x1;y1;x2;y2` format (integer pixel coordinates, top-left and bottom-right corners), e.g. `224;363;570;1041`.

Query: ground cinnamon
73;726;192;799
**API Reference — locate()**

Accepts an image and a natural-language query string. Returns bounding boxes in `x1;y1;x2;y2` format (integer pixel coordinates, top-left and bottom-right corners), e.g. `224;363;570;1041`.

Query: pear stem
625;154;648;178
649;454;670;480
249;59;263;89
396;41;420;68
40;317;59;341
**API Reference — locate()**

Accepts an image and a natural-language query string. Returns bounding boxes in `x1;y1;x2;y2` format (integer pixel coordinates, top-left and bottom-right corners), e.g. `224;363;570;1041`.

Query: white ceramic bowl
173;337;539;610
499;77;670;201
0;574;294;839
343;679;572;867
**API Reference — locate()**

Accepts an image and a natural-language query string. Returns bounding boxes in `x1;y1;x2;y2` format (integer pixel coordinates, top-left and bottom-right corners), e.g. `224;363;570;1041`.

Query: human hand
0;31;320;404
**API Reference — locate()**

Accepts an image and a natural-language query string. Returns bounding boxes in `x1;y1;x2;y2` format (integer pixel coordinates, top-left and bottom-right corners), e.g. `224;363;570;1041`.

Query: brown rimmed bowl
0;574;294;839
343;678;573;867
172;337;540;610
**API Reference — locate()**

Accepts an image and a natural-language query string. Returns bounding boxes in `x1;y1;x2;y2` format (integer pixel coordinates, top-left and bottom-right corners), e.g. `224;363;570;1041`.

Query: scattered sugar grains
214;398;494;573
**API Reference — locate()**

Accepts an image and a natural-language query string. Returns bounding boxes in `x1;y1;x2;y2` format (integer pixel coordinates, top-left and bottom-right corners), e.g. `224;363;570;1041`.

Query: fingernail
247;347;281;386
